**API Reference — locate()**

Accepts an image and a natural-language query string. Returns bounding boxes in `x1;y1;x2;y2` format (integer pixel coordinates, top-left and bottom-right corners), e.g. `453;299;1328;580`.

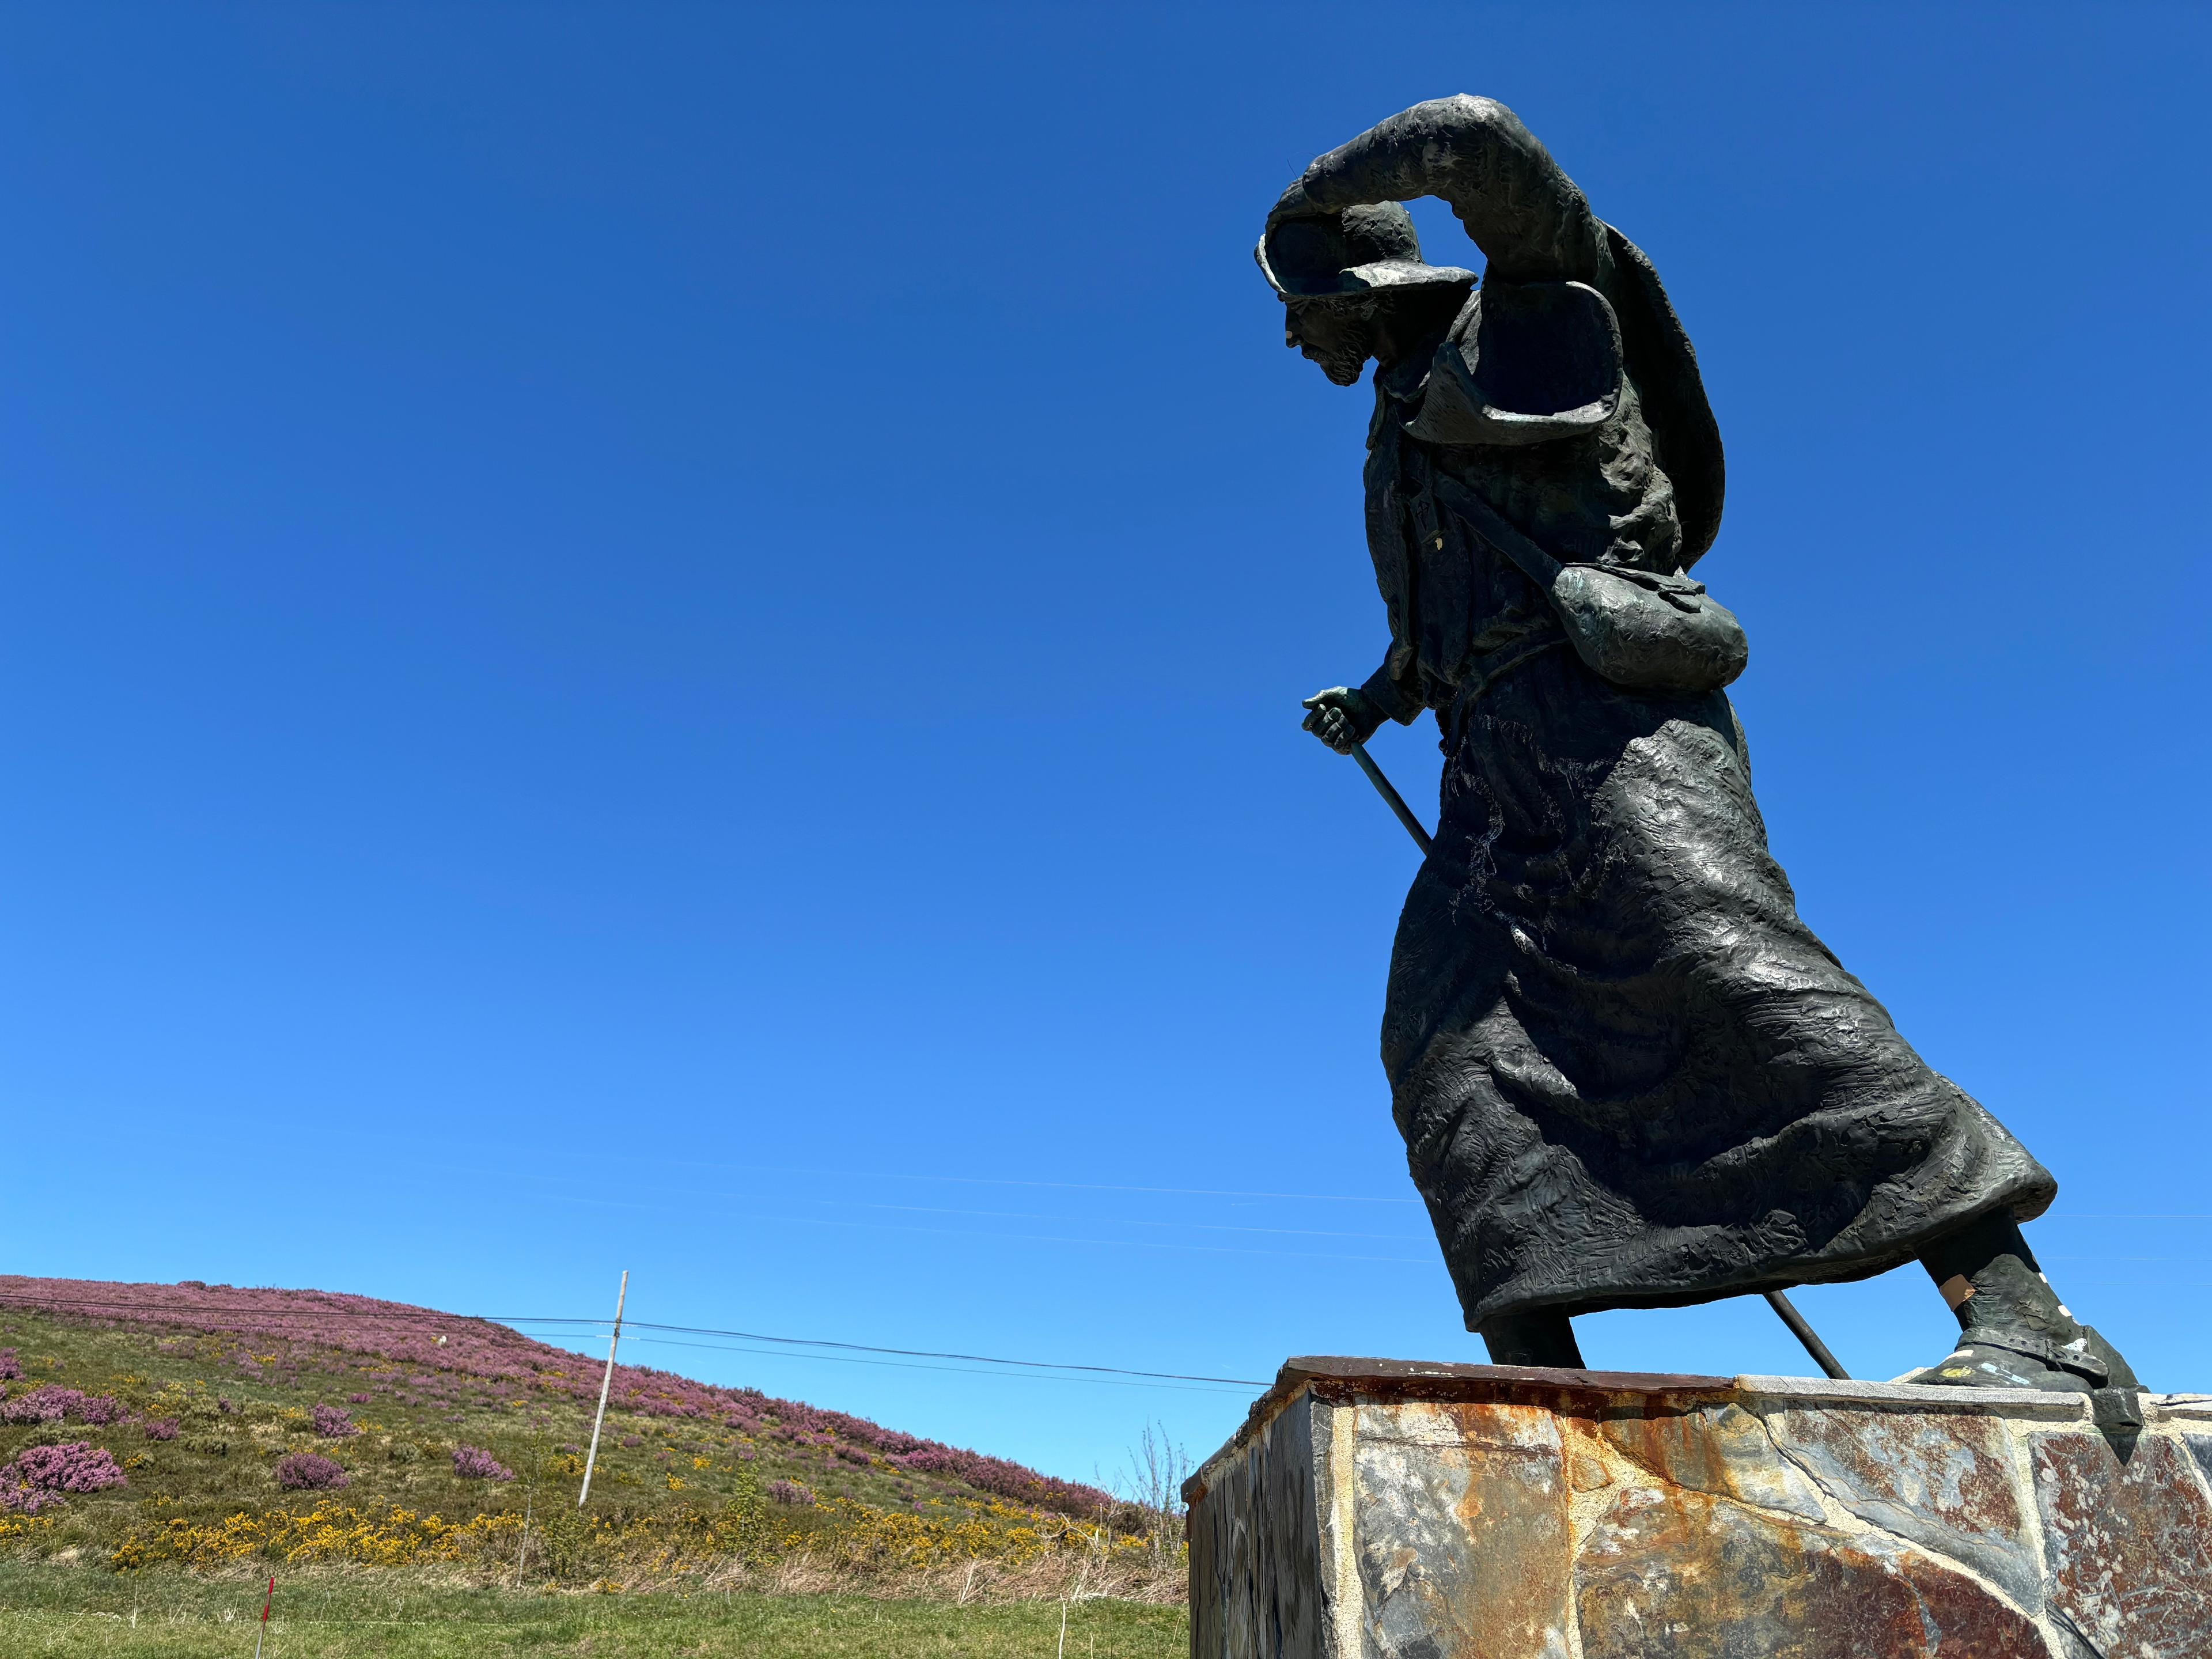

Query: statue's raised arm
1273;96;1608;287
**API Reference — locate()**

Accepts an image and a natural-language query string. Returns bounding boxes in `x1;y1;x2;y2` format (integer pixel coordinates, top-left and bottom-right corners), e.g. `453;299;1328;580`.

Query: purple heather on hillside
452;1445;513;1480
0;1275;1119;1516
1;1386;85;1425
1;1441;127;1510
0;1387;128;1427
310;1404;358;1437
274;1453;349;1491
0;1350;20;1382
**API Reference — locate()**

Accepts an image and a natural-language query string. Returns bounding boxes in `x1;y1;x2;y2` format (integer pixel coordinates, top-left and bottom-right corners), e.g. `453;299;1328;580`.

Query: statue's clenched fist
1301;686;1384;754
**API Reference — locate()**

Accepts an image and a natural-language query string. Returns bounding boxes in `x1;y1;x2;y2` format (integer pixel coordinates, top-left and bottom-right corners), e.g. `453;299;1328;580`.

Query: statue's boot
1909;1324;2132;1392
1904;1211;2143;1428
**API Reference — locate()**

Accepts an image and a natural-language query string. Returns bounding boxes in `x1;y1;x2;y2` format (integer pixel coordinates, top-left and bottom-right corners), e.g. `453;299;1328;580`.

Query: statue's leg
1479;1308;1586;1368
1908;1211;2141;1399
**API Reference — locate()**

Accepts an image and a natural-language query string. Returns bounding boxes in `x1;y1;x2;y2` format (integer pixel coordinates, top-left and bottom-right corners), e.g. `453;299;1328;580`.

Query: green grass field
0;1561;1189;1657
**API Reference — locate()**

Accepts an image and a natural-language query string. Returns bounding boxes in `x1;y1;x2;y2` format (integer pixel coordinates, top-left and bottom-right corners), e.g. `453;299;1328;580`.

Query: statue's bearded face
1285;298;1377;387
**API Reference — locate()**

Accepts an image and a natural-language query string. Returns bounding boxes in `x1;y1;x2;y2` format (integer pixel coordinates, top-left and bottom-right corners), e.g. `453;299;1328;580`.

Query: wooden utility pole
577;1270;629;1506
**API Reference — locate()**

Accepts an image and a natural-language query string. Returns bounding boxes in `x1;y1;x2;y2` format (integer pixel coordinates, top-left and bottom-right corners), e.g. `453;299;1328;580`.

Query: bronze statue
1266;96;2137;1403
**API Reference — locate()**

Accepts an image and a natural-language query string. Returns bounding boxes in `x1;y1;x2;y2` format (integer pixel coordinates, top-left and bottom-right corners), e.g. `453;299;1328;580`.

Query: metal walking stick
1336;738;1851;1381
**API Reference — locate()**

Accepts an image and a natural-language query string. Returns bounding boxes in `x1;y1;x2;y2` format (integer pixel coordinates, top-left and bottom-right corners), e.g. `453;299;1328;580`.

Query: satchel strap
1430;474;1565;592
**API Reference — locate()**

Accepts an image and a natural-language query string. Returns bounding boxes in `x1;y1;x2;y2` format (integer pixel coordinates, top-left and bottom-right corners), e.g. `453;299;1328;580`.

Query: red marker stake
252;1574;274;1659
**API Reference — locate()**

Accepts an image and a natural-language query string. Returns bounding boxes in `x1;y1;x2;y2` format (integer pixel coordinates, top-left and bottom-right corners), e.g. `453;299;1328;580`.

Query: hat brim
1256;236;1476;300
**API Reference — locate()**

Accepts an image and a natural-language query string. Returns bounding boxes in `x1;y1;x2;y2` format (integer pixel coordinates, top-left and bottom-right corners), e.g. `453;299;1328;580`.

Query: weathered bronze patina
1266;97;2135;1397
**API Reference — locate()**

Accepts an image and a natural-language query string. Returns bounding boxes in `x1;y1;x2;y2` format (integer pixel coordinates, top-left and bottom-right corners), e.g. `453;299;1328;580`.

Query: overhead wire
0;1290;1274;1389
601;1319;1268;1385
482;1172;1430;1243
543;1158;1427;1206
474;1191;1435;1264
618;1336;1259;1394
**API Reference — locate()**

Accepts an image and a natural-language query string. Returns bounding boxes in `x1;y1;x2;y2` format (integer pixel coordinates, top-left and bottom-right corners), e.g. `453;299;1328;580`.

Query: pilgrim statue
1266;96;2137;1400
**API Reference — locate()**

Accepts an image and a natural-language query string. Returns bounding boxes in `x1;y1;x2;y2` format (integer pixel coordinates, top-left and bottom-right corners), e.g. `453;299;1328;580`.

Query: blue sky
3;4;2206;1490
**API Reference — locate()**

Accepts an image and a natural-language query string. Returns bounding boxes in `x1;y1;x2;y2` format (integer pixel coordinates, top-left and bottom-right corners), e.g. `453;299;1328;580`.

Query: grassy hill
0;1276;1187;1655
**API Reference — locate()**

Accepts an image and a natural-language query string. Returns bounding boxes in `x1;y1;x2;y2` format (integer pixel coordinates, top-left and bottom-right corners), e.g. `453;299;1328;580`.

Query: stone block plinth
1184;1357;2212;1658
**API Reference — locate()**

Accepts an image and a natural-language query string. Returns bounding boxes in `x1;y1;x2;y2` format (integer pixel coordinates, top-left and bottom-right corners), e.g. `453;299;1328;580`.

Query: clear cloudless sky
3;5;2207;1488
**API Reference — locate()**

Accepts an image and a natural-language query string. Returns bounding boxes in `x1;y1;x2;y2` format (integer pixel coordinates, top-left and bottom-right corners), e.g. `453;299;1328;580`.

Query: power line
620;1336;1256;1395
0;1290;1272;1389
603;1320;1268;1386
495;1157;1425;1206
490;1194;1435;1265
486;1173;1429;1243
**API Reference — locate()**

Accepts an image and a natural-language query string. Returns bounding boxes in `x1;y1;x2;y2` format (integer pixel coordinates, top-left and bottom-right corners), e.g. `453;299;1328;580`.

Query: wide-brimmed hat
1256;203;1476;300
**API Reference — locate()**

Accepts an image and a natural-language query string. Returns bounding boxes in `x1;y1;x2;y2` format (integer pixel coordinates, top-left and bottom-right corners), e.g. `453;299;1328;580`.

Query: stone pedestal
1184;1357;2212;1658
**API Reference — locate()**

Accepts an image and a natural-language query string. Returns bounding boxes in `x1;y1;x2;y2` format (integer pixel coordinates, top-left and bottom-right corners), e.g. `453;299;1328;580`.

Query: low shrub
274;1453;349;1491
143;1419;179;1442
0;1386;82;1425
310;1404;358;1437
452;1445;513;1481
767;1479;812;1506
2;1441;127;1510
0;1350;20;1382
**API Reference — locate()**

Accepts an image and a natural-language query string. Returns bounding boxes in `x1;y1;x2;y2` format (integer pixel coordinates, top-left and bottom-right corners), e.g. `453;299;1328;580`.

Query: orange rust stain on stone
1570;1453;1612;1491
1353;1400;1573;1659
1594;1401;1823;1520
1575;1479;2051;1658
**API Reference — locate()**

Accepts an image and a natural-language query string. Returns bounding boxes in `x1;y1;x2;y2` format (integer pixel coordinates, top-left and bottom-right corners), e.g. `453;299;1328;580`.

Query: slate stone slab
1185;1358;2212;1659
1351;1402;1571;1659
1187;1390;1331;1659
1575;1481;2052;1659
2032;1431;2212;1658
1757;1402;2043;1610
1596;1400;1825;1524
